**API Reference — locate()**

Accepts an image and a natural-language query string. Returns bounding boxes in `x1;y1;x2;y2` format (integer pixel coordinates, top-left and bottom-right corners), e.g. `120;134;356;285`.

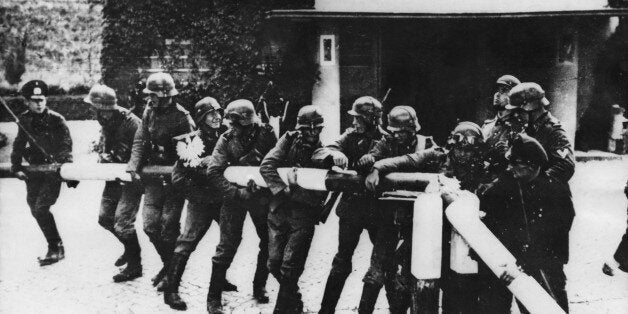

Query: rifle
256;81;273;123
0;96;56;164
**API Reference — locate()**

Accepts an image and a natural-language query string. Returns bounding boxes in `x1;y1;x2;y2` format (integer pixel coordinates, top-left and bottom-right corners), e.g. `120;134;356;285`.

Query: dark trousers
98;181;143;238
614;214;628;268
142;183;185;245
477;262;569;313
174;199;221;256
267;201;317;284
362;200;414;313
212;196;269;287
25;174;62;245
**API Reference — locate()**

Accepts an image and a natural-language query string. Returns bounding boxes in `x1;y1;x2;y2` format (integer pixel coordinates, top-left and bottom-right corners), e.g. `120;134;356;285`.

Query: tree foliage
100;0;317;109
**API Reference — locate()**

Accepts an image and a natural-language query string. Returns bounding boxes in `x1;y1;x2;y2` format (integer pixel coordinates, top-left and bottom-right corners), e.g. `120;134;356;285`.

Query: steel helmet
348;96;383;124
447;121;484;148
143;72;178;97
224;99;258;126
387;106;420;132
193;97;222;124
496;75;521;88
84;84;118;110
506;82;550;111
296;105;324;130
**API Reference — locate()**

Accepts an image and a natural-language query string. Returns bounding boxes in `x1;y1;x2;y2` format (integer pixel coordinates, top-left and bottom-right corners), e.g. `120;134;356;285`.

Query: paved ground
0;121;627;313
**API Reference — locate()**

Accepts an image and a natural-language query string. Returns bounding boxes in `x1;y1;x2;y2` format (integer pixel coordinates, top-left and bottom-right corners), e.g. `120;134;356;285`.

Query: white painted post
312;29;341;145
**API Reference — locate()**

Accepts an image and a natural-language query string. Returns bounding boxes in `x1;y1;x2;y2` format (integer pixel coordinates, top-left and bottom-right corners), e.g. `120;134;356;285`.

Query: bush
1;95;94;122
100;0;317;112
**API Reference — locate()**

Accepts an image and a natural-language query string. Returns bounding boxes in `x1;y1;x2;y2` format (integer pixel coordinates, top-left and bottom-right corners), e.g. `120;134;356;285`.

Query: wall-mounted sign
320;35;336;65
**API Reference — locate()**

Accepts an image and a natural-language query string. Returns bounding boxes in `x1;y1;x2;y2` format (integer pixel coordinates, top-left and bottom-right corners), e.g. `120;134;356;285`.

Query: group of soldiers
9;71;589;313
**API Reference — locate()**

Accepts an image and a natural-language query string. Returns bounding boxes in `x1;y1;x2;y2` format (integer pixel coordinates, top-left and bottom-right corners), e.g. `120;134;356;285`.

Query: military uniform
312;126;387;313
361;133;436;314
95;107;142;242
526;111;575;183
11;108;72;250
261;129;327;313
127;103;195;270
171;127;226;256
478;174;574;313
206;122;276;296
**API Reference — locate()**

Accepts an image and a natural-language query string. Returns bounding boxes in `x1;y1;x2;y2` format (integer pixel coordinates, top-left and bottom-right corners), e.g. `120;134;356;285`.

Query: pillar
312;25;341;145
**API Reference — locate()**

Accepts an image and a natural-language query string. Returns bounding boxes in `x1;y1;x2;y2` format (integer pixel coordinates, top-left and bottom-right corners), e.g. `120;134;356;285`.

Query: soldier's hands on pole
365;169;380;192
286;167;298;187
356;154;375;169
14;171;28;181
331;151;349;169
128;171;142;185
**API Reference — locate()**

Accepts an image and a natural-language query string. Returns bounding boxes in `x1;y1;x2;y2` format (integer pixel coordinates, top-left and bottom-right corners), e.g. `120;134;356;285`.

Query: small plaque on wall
320;35;336;65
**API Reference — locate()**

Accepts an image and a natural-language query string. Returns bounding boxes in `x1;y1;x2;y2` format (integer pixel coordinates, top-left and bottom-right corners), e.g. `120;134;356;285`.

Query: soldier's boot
113;233;142;282
252;260;269;303
358;282;381;314
206;263;227;314
152;240;174;291
291;291;304;313
164;252;189;310
223;280;238;292
38;241;65;266
319;271;350;313
273;282;294;314
112;233;127;267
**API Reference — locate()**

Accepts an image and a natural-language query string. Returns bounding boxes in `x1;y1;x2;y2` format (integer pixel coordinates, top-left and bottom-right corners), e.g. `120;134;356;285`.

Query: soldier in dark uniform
162;97;234;310
260;105;328;313
312;96;387;313
358;106;437;314
365;121;487;314
506;82;575;184
481;75;522;181
85;84;144;282
603;179;628;276
205;99;277;313
127;72;196;290
477;134;574;313
11;80;78;266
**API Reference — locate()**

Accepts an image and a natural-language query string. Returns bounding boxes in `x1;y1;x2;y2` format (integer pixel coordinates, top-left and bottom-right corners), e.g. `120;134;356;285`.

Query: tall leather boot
164;252;189;310
253;258;269;303
273;281;294;314
155;240;175;291
319;271;350;314
113;232;142;282
38;241;65;266
149;238;167;287
113;233;127;267
358;282;381;314
207;263;227;314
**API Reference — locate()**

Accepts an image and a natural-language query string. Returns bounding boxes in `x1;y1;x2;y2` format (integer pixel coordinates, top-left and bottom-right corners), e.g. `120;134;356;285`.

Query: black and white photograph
0;0;627;313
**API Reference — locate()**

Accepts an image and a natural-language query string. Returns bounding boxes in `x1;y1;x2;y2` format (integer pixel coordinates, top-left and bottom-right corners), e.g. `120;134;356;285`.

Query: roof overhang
268;9;628;20
268;0;628;20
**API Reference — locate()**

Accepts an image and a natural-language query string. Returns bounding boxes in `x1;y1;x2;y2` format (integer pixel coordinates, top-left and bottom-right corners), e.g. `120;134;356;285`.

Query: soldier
162;97;235;310
477;134;574;313
85;84;143;282
260;105;328;313
358;105;437;314
603;179;628;276
506;82;575;183
205;99;277;313
481;75;522;181
11;80;78;266
127;72;195;290
312;96;387;313
364;122;487;314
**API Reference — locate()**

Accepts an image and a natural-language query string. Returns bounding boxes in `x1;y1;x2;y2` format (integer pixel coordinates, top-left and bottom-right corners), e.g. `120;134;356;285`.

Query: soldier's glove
286;167;298;188
330;151;349;169
246;178;261;194
236;187;253;200
127;171;142;185
14;171;28;181
66;180;80;188
356;154;375;169
365;169;380;192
